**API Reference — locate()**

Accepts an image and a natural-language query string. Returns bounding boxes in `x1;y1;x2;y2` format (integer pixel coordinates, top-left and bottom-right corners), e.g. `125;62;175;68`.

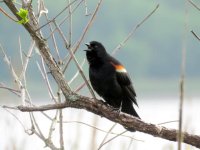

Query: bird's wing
110;60;138;107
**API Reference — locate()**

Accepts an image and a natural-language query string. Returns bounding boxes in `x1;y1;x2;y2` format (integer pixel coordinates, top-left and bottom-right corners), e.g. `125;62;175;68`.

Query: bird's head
84;41;108;66
84;41;107;57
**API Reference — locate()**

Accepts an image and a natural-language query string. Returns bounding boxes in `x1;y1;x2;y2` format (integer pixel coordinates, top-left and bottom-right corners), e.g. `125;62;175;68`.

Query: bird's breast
89;64;122;97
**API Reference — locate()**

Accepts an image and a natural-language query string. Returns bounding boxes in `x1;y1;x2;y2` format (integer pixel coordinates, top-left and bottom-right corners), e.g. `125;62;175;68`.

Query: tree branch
14;95;200;149
4;0;72;99
3;1;200;149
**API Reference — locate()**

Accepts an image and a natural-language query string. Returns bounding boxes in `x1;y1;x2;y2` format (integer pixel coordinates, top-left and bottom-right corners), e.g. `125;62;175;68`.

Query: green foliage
16;8;29;24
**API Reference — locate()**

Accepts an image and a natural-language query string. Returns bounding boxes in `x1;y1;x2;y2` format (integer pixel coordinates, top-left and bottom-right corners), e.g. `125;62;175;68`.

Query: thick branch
16;95;200;149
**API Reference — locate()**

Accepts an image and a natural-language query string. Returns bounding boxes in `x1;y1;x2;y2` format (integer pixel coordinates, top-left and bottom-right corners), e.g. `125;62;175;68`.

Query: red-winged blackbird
84;41;140;130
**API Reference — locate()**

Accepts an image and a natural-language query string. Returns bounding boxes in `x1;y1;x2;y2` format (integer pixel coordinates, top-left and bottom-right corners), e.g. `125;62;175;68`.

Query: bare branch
0;83;20;93
0;6;17;22
58;91;64;150
19;40;35;80
37;57;57;101
13;96;200;149
36;0;79;31
98;123;117;150
98;130;127;150
62;120;143;141
178;2;188;149
157;120;179;125
2;107;29;133
112;4;159;55
18;36;24;66
46;0;84;41
47;110;59;144
188;0;200;11
84;0;91;16
68;0;73;47
68;58;86;85
191;30;200;41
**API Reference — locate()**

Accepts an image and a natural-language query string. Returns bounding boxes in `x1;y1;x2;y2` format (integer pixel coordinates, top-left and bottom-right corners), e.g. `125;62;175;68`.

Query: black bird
84;41;140;123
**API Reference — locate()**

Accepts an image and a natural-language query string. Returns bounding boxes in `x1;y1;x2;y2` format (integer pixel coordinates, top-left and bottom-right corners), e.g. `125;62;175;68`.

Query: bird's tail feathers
121;99;140;119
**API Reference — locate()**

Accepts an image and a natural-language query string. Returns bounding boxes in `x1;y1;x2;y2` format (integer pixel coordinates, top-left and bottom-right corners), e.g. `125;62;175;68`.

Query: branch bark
15;96;200;149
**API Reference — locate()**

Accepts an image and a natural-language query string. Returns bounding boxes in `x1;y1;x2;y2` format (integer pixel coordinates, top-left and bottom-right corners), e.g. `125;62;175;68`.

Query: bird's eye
90;44;98;48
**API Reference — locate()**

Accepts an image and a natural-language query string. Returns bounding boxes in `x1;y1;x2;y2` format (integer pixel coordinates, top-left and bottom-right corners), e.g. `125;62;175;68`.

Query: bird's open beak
84;43;91;52
85;43;91;49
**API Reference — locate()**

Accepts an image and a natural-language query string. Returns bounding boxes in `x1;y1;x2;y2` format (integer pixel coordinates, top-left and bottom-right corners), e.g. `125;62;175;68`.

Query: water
0;98;199;150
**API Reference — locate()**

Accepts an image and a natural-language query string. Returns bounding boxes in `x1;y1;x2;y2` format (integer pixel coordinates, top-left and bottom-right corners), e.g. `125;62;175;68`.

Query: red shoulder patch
110;62;127;73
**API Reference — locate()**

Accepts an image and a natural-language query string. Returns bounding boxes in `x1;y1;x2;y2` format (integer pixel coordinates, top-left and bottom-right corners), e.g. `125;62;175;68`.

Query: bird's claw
110;107;121;115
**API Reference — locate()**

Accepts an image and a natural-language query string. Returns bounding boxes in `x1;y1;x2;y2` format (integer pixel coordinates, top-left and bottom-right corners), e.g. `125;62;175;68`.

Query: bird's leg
110;102;122;114
119;100;123;113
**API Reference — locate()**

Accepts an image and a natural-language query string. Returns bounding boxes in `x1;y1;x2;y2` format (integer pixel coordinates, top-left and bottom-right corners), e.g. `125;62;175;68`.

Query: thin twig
62;120;143;141
191;30;200;41
2;108;28;132
98;130;127;150
0;44;25;105
46;0;84;41
68;0;73;47
36;0;79;31
58;91;64;150
0;85;20;93
0;6;17;22
19;40;35;80
30;112;46;141
74;81;87;92
32;128;59;150
84;0;91;16
36;58;56;102
40;57;57;101
72;0;103;52
188;0;200;11
112;4;159;55
178;1;188;150
157;120;179;125
18;36;24;66
47;110;58;142
98;123;117;150
44;9;61;62
68;58;86;85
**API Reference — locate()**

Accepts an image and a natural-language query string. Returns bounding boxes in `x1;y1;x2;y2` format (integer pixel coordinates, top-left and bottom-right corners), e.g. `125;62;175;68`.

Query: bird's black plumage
84;41;140;122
